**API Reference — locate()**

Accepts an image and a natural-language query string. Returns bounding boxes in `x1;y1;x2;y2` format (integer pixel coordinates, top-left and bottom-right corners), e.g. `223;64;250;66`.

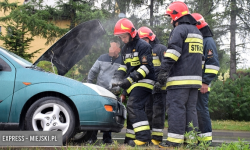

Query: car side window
0;56;12;72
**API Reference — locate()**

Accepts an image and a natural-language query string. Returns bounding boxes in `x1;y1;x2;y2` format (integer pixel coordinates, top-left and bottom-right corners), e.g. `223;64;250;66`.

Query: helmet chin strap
172;20;177;28
129;35;133;42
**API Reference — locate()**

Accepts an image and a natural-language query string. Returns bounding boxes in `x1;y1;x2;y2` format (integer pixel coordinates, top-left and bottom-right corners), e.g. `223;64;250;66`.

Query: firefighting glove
153;82;163;94
157;70;168;85
118;78;132;89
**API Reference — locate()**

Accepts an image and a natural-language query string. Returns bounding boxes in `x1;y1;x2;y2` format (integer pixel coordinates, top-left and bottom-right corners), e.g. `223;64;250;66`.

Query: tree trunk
70;0;76;29
230;0;237;79
149;0;154;26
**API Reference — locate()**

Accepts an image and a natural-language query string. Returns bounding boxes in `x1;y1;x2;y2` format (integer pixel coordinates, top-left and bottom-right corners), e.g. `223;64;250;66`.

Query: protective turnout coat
161;24;203;90
117;35;155;94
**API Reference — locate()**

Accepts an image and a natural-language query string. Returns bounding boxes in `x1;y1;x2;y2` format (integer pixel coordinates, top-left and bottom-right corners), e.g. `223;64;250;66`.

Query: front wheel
25;96;76;144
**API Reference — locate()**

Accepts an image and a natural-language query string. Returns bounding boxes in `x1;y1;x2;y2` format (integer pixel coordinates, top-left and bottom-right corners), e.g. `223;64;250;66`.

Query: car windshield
0;47;33;67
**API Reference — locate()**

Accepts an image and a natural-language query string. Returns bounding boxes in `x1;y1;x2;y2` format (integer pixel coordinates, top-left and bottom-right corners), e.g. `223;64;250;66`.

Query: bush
209;75;250;121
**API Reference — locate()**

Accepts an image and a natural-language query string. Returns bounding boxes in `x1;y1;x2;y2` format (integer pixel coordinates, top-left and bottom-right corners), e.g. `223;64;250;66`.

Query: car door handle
0;100;2;103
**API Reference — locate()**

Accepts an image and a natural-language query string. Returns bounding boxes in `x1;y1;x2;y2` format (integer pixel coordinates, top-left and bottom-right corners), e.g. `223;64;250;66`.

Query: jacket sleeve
160;27;183;72
202;38;220;85
87;59;100;83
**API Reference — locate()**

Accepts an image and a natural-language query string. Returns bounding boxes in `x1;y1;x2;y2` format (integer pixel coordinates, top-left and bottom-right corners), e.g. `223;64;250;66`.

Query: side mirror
0;64;3;71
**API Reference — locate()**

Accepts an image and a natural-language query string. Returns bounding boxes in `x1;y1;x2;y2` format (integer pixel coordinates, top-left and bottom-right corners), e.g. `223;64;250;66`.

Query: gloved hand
157;70;168;85
118;78;131;89
153;82;163;94
110;86;121;96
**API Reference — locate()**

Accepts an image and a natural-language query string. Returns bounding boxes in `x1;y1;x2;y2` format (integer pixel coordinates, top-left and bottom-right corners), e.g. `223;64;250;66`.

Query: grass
125;119;250;131
164;120;250;131
211;120;250;131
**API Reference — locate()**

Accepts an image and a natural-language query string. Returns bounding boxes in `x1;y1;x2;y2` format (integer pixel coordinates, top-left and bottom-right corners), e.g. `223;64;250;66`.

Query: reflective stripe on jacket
202;37;220;85
118;36;155;93
161;24;203;90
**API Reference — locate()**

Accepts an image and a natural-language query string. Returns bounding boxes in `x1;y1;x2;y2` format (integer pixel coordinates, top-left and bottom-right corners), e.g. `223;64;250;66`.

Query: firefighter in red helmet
112;18;155;147
154;1;203;148
191;13;220;145
138;26;167;145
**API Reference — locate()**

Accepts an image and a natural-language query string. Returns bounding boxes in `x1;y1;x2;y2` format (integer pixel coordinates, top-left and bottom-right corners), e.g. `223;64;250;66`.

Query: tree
216;0;250;78
0;0;67;61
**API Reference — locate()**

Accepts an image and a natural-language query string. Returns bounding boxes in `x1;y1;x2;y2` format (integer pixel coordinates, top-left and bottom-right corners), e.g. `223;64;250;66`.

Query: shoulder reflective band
189;43;203;54
187;33;203;40
205;65;220;74
185;38;203;44
164;49;181;61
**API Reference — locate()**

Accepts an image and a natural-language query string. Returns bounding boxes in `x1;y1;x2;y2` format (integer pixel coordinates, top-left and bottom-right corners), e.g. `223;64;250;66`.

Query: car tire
71;131;95;143
25;96;76;144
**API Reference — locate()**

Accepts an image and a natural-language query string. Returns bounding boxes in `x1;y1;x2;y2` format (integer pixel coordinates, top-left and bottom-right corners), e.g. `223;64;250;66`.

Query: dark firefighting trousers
166;88;198;146
197;91;212;142
124;87;152;143
145;92;167;142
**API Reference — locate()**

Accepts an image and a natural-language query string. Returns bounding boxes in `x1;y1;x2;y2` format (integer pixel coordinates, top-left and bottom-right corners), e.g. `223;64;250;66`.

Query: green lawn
164;120;250;131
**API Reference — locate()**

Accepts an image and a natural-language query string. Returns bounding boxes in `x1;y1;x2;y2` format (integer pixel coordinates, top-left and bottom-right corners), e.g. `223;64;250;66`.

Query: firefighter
137;26;167;145
191;13;220;144
153;1;203;148
111;18;155;147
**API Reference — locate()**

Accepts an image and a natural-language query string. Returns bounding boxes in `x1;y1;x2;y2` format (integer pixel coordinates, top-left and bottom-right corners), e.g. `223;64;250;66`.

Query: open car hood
33;19;106;75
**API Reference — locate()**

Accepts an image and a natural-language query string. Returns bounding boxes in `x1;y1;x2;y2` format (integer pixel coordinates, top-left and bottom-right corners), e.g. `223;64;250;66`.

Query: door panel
0;55;16;122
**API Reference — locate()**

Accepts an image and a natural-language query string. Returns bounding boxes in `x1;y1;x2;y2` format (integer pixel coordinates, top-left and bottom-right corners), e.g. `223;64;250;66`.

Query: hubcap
32;103;70;135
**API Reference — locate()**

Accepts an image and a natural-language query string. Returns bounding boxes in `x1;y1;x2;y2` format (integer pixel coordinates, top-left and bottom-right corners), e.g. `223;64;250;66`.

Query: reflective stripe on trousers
133;121;150;133
152;128;164;136
167;133;184;143
125;129;135;139
198;132;212;141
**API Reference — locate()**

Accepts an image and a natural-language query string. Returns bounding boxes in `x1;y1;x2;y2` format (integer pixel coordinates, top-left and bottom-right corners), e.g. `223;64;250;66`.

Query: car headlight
83;83;117;100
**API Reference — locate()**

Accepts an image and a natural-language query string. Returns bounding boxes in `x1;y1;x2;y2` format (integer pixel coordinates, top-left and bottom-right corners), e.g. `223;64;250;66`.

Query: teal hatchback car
0;20;126;143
